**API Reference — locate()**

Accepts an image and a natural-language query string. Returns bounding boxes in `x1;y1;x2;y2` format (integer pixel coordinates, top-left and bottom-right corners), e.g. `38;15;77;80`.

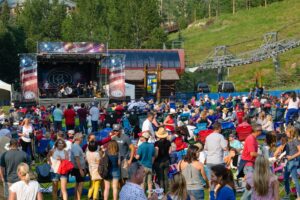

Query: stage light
44;44;48;48
111;59;115;64
22;59;26;64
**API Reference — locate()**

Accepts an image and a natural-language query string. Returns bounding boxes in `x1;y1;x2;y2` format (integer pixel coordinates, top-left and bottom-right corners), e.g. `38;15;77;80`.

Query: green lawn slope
169;0;300;91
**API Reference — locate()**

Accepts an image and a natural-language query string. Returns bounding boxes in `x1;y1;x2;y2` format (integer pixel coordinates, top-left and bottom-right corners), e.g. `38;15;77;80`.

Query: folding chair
36;163;52;193
36;139;50;162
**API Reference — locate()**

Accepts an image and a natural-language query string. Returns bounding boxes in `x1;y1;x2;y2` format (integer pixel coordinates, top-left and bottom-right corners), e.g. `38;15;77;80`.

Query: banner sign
38;42;106;54
108;55;126;99
147;74;157;94
19;54;38;101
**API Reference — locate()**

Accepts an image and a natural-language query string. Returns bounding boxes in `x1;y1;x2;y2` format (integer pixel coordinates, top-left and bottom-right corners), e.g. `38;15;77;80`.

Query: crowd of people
0;90;299;200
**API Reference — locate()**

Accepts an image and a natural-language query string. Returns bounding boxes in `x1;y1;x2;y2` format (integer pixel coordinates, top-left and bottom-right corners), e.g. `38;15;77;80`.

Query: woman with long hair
49;138;69;200
178;145;208;200
285;91;299;124
86;139;102;200
245;155;279;200
104;140;120;200
275;125;300;199
209;164;235;200
163;173;195;200
18;118;35;163
9;163;42;200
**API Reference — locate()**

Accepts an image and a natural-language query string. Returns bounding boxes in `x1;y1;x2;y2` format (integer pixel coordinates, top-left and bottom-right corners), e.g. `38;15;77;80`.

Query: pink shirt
246;172;277;200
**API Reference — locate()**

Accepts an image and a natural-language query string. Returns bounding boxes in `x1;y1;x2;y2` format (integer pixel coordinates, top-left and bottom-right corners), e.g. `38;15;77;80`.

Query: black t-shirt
0;149;27;183
155;139;171;162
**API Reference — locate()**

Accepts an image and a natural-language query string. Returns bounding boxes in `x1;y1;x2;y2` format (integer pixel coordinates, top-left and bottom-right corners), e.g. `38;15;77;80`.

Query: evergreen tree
0;0;10;26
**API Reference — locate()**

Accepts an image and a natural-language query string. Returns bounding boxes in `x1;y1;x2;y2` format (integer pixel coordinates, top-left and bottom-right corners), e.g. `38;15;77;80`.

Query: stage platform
38;97;109;107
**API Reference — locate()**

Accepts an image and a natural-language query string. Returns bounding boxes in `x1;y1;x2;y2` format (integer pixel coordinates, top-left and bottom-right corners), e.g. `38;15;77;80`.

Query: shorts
51;172;68;182
71;168;85;183
143;167;153;185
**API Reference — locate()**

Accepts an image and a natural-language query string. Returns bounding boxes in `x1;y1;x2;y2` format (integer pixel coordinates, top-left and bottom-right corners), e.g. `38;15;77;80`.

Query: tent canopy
0;80;11;92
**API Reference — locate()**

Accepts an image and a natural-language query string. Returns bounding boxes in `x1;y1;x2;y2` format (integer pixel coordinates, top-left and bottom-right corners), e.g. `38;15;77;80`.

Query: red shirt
165;116;175;132
241;134;258;166
64;109;76;125
236;111;244;124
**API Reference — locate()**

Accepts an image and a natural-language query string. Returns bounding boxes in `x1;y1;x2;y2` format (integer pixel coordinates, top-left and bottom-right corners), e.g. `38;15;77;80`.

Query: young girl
86;140;102;200
9;163;42;200
245;155;279;200
104;140;120;200
262;115;274;133
209;164;235;200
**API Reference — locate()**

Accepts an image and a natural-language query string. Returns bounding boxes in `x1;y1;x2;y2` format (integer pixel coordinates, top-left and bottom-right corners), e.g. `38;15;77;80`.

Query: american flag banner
19;54;38;101
38;42;106;53
109;55;126;99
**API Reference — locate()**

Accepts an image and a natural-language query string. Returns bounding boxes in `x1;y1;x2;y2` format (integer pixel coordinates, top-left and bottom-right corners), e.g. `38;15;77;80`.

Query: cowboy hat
155;128;168;139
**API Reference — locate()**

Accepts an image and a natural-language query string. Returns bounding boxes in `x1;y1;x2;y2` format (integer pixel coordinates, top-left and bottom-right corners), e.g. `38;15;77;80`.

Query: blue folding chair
36;139;50;162
193;123;207;136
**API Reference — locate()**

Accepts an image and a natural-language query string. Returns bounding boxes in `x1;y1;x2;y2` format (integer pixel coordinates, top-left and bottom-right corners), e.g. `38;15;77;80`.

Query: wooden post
156;64;162;103
144;64;148;98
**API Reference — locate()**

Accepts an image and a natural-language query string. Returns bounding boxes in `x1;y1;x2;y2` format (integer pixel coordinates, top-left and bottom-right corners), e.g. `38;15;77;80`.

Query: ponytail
17;162;31;184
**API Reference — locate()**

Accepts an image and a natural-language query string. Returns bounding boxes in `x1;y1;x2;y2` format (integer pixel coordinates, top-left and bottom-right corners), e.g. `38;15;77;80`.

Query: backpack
98;153;110;179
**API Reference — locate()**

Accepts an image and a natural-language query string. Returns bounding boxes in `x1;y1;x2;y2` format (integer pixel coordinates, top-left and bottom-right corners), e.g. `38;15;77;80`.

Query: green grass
169;0;300;91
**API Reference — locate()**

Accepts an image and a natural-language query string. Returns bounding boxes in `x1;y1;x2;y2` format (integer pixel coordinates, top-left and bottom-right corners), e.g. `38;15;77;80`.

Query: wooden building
101;49;185;99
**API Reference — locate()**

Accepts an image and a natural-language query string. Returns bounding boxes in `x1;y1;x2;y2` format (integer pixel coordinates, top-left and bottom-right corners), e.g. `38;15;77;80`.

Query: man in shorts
112;124;135;185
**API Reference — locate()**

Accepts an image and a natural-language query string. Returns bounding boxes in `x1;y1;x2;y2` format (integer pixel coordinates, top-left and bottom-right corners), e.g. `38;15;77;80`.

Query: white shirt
142;119;155;142
119;182;147;200
204;132;228;165
288;98;300;109
10;180;40;200
50;149;66;173
22;125;33;143
89;106;99;121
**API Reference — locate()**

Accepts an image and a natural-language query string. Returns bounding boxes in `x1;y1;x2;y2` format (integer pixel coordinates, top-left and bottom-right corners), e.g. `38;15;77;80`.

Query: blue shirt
230;140;243;150
53;108;63;121
137;142;155;169
210;185;235;200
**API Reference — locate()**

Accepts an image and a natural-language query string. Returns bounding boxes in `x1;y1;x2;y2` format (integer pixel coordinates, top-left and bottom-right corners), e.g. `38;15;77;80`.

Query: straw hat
222;108;229;113
169;108;176;115
155;128;168;139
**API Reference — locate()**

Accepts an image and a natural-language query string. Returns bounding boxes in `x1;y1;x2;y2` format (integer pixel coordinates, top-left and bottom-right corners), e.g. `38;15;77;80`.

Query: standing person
204;122;228;177
239;124;262;200
285;91;300;124
77;103;88;134
0;139;28;199
119;162;157;200
18;118;35;164
178;145;208;200
209;164;235;200
64;105;76;131
142;112;155;142
112;124;135;186
275;125;300;199
90;103;99;132
53;104;63;131
71;133;86;200
135;132;155;197
104;141;121;200
86;140;102;200
154;128;171;191
245;155;279;200
48;139;69;200
8;163;42;200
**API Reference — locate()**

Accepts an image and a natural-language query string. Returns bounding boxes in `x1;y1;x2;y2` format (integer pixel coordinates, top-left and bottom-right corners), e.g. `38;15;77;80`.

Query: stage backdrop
19;54;38;101
38;42;106;53
108;55;126;99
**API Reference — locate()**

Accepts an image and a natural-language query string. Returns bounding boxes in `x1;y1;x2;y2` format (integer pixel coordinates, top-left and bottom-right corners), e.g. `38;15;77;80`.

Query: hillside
169;0;300;92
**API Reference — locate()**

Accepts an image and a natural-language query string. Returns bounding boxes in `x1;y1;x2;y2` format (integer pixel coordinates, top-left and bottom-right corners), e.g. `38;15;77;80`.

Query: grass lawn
169;0;300;91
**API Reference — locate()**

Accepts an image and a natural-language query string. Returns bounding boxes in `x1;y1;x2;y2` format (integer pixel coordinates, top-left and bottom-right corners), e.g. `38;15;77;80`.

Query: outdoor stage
38;97;109;107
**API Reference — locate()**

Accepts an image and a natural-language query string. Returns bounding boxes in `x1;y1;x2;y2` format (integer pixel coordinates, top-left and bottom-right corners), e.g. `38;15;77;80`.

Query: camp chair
36;139;50;162
36;163;52;193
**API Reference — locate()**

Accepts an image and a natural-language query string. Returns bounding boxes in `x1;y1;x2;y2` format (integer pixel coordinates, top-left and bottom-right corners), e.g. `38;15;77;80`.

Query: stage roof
125;70;179;81
37;53;108;63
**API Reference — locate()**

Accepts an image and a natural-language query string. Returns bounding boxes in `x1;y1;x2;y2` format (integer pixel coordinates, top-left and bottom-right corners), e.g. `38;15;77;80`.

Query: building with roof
103;49;185;99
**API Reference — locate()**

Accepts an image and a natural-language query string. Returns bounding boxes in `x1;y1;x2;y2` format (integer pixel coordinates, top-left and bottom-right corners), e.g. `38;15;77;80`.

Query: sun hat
141;131;151;139
169;108;176;115
222;108;229;112
155;127;168;139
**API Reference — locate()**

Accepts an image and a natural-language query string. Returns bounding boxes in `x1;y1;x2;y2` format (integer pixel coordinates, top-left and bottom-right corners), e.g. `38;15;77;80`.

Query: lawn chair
36;139;50;162
36;163;52;193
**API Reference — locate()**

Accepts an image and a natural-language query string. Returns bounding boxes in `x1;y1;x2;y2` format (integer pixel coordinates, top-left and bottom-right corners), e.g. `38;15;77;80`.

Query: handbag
57;159;74;175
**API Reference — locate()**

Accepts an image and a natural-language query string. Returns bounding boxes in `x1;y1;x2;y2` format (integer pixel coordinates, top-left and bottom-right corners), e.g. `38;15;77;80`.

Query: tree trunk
265;0;267;7
208;0;211;18
232;0;236;14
